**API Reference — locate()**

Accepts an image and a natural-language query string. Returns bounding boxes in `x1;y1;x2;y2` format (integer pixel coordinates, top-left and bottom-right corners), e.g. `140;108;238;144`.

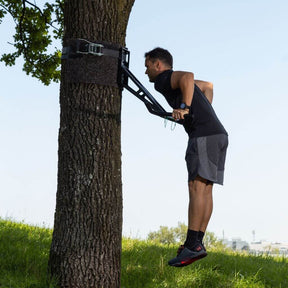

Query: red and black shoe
177;245;185;256
177;242;206;255
168;243;207;267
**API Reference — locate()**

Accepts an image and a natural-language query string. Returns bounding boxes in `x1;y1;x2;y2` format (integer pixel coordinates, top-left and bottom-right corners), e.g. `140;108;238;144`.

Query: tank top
154;70;228;138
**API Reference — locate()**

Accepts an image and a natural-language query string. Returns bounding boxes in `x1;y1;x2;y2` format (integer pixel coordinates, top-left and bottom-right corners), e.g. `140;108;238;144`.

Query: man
144;47;228;267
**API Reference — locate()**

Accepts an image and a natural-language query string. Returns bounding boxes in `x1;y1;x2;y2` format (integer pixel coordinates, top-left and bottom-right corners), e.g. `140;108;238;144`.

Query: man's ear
155;59;162;70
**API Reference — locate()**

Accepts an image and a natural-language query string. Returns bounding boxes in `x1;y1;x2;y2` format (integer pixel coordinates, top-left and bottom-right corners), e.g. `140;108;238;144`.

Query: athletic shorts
185;134;228;185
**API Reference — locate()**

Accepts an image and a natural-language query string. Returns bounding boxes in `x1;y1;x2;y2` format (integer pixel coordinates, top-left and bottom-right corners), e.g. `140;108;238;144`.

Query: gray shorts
185;134;228;185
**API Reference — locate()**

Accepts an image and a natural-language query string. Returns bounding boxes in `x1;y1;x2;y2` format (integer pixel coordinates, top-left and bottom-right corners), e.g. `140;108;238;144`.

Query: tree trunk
49;1;134;287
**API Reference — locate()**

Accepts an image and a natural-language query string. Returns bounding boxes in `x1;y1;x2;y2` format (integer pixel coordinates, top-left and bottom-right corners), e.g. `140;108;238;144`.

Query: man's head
144;47;173;82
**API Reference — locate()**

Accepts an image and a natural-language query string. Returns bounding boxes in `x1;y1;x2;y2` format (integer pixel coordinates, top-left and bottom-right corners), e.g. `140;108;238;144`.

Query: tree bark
49;1;134;287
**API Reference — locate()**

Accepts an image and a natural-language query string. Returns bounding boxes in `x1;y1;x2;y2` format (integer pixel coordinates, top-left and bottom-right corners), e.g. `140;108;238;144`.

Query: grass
0;219;53;288
121;239;288;288
1;219;288;288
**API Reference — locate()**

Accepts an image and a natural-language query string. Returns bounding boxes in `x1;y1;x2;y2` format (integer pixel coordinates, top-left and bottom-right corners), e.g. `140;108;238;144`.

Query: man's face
145;57;160;83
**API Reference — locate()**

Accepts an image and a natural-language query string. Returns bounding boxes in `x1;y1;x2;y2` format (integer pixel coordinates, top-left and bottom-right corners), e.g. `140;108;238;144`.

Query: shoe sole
169;252;207;267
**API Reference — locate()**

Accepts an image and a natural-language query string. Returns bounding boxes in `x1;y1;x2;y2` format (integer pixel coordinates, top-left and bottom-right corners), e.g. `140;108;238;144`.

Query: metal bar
122;65;165;112
121;64;178;123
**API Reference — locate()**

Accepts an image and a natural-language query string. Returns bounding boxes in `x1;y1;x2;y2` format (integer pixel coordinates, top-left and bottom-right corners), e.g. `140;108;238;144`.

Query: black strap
62;39;120;59
61;39;180;124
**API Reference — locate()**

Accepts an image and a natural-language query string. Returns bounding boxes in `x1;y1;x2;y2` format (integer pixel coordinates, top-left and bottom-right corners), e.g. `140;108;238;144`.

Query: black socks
184;229;199;249
198;231;205;245
184;230;205;250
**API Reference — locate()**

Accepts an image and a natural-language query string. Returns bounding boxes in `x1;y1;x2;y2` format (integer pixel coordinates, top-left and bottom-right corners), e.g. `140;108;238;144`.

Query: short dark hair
144;47;173;68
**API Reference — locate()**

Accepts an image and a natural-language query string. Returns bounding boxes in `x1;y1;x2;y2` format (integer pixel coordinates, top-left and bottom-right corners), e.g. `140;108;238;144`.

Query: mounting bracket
118;48;179;123
62;39;179;123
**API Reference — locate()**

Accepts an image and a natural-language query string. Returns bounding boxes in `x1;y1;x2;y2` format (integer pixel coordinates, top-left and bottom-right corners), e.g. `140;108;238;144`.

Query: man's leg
184;176;213;249
187;176;210;231
168;176;209;267
199;182;213;233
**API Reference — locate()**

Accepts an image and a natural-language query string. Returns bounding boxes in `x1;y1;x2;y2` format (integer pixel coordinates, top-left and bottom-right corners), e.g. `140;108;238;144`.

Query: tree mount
62;39;177;123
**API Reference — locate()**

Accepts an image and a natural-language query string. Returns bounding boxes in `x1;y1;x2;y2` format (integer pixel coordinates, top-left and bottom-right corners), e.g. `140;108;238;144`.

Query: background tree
148;223;226;250
1;0;135;287
0;0;63;85
148;222;187;245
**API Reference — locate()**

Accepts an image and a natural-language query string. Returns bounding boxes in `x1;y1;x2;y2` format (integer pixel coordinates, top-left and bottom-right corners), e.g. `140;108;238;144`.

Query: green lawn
1;219;287;288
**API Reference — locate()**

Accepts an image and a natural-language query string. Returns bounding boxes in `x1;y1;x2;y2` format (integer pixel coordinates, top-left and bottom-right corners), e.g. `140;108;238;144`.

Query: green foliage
204;230;227;251
147;222;226;251
1;219;288;288
147;222;187;245
0;0;63;85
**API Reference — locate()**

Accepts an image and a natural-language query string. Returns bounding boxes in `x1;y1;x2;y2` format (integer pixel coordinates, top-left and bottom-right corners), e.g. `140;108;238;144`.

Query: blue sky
1;0;288;243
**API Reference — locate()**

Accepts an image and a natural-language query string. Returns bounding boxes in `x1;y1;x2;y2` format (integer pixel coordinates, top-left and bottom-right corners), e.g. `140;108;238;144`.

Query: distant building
249;241;288;256
223;238;249;251
222;237;288;257
222;238;288;257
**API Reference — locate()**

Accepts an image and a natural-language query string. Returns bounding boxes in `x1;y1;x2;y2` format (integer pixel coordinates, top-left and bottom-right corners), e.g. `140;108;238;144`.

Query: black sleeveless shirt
154;70;228;138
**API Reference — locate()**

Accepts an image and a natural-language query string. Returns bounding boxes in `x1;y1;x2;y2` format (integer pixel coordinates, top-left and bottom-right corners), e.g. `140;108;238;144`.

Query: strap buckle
76;39;104;56
87;43;104;56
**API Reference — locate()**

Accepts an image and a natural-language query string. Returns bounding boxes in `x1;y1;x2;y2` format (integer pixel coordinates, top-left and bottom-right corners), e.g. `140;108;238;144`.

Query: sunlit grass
0;218;54;287
1;219;287;288
121;238;288;287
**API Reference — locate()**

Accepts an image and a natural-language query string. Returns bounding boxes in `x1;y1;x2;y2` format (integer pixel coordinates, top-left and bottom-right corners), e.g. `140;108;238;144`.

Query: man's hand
172;109;189;120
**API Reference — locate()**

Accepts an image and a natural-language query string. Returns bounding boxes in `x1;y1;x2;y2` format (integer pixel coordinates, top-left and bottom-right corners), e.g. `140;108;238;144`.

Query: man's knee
189;175;210;185
188;175;213;192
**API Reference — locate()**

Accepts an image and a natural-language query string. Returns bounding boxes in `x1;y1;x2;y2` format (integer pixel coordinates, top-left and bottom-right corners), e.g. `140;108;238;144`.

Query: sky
1;0;288;244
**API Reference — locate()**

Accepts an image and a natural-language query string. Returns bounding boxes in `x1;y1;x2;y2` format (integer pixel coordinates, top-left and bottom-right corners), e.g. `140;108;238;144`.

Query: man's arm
195;80;213;104
171;71;194;106
170;71;194;120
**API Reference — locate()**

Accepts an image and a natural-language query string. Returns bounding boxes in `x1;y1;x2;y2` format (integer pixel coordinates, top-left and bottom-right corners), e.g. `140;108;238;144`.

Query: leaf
0;0;64;85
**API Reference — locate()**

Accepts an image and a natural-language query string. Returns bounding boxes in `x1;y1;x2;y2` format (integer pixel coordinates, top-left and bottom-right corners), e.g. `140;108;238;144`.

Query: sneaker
177;243;206;255
201;242;207;251
177;245;185;256
168;243;207;267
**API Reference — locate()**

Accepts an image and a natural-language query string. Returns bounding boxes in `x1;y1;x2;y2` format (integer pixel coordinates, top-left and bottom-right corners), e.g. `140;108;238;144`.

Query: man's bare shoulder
195;80;213;91
195;80;213;103
171;71;194;89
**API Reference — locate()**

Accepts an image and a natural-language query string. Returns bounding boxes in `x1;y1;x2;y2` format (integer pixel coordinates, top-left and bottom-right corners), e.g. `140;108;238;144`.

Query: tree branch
0;3;17;25
18;0;35;68
19;0;26;51
1;0;62;84
25;0;59;31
